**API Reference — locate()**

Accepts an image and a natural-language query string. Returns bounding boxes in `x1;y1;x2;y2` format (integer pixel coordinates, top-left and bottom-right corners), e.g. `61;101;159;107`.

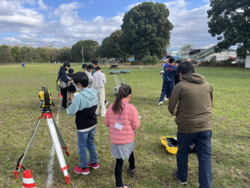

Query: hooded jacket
58;66;69;83
67;88;98;130
168;73;213;133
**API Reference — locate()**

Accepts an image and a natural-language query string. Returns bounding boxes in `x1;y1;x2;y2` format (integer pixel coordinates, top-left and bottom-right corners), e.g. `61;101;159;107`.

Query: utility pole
82;45;84;63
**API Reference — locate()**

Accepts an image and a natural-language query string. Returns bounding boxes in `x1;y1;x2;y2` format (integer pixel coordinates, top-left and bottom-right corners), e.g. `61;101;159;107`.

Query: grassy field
0;63;250;188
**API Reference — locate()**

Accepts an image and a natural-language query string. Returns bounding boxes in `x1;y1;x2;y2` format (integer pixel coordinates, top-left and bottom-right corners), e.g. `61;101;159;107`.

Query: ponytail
112;85;132;114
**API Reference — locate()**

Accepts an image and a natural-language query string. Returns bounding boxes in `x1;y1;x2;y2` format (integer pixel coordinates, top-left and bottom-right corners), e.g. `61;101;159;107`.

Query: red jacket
104;99;140;145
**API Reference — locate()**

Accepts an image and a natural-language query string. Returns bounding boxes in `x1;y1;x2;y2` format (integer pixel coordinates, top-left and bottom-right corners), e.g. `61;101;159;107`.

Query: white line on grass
47;99;61;188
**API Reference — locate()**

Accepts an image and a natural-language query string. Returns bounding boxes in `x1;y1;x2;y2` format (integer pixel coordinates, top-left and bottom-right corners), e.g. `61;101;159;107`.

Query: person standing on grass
82;64;87;72
104;85;140;188
86;64;94;88
159;55;171;100
58;62;72;110
158;57;177;106
67;72;99;175
91;59;99;75
168;61;213;187
93;66;107;117
67;68;76;106
22;62;26;68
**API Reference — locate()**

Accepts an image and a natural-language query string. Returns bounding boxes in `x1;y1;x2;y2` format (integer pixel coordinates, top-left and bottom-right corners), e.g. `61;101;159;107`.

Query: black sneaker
105;101;109;106
61;107;67;110
174;170;187;186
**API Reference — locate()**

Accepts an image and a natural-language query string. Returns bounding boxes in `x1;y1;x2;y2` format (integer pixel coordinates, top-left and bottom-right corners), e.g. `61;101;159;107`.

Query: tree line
0;45;71;63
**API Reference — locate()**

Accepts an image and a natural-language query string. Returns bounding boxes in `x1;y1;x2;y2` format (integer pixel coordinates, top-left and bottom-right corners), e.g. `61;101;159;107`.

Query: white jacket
93;71;106;90
85;70;93;88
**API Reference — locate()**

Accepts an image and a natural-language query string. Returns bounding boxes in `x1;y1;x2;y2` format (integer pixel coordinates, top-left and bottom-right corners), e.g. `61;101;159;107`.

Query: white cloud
37;0;48;10
0;0;218;50
125;2;141;10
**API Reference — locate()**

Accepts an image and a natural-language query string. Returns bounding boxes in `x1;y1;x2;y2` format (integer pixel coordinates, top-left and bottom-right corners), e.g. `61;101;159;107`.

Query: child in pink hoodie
104;85;140;188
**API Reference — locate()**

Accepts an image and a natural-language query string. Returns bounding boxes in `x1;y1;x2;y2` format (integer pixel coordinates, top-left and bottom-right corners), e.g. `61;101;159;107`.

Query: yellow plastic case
160;136;178;155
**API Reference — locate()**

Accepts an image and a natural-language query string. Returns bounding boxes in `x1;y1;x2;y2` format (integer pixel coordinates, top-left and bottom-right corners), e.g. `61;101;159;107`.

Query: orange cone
59;93;63;98
22;170;36;188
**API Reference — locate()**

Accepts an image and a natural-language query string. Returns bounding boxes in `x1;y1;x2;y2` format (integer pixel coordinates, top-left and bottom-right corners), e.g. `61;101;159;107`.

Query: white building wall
246;55;250;68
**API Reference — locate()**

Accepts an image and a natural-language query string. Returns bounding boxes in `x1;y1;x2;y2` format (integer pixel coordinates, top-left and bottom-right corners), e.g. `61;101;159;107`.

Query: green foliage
71;40;99;62
142;54;159;65
0;45;12;63
207;0;250;57
180;44;193;51
120;2;173;60
11;46;23;62
198;59;244;67
58;47;71;62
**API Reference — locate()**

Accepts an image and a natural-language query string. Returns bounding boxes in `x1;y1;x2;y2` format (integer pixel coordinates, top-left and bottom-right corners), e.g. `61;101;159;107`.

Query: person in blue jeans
158;58;177;106
67;72;99;175
168;61;213;188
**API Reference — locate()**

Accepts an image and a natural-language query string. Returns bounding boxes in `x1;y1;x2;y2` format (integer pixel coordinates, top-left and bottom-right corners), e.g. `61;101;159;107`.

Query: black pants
115;151;135;187
60;87;68;108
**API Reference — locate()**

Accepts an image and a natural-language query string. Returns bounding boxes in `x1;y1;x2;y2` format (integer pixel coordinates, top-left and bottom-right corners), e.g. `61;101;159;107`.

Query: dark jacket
168;73;213;133
164;64;177;82
58;66;69;83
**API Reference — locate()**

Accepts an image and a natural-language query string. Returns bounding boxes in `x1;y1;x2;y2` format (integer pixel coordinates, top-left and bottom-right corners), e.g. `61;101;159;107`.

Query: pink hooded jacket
104;99;140;145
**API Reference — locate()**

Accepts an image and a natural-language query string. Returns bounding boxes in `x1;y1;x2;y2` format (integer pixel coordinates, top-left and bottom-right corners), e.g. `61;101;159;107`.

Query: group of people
57;59;213;188
57;60;107;117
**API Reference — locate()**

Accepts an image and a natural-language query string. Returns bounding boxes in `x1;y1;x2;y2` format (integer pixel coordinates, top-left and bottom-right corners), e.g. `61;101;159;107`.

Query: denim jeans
77;127;98;168
159;81;174;102
177;130;212;188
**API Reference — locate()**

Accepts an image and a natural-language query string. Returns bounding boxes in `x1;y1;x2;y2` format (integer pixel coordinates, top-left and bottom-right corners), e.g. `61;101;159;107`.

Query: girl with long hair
104;85;140;188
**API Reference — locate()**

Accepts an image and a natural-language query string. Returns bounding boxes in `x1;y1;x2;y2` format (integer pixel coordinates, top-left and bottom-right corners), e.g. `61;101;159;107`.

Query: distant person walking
104;85;140;188
168;61;213;187
85;64;94;88
57;62;71;110
22;62;26;68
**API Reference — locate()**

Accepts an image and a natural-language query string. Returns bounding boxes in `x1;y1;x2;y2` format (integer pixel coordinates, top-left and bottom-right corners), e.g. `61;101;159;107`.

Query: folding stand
13;107;70;184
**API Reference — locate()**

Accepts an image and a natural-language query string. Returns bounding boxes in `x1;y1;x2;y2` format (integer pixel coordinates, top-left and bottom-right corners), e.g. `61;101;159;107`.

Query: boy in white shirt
93;66;106;117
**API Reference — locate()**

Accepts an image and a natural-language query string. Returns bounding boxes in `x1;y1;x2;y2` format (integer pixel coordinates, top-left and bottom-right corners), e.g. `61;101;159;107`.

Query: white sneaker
164;98;169;101
105;101;109;106
158;101;163;106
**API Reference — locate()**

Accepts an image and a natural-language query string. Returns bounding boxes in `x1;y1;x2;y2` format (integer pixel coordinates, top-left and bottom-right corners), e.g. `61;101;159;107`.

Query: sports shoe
87;162;99;169
61;107;67;110
158;101;163;106
164;97;169;101
74;166;89;175
174;170;187;185
105;101;109;106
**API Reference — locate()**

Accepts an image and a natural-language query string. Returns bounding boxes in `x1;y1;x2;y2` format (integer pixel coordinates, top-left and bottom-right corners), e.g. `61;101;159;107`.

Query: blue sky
0;0;218;50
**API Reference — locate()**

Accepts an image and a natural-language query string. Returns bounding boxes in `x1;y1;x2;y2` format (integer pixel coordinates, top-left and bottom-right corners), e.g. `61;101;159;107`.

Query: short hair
176;61;195;76
92;59;98;65
68;68;74;74
175;60;182;64
95;66;101;71
169;58;175;64
64;62;70;67
73;72;89;87
166;55;172;59
82;64;87;69
87;64;94;70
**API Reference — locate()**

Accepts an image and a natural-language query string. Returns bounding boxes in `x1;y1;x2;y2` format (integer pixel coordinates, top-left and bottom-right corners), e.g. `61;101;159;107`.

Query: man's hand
68;78;72;81
159;72;163;75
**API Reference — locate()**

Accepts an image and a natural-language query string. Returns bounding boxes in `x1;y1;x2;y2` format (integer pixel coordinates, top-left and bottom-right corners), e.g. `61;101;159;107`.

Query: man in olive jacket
168;61;213;188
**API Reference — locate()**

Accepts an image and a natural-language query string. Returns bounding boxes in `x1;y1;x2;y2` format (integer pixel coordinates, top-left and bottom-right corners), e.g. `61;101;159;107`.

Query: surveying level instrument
13;86;70;184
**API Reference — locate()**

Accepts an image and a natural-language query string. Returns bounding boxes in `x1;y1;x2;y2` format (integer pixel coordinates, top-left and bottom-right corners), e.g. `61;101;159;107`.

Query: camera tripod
13;107;70;184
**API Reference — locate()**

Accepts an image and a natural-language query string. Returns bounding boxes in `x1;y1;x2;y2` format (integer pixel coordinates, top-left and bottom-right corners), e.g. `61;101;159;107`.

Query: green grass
0;64;250;188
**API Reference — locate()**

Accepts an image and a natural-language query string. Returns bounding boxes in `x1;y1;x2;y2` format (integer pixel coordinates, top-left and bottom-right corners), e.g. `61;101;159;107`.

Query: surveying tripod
13;107;70;184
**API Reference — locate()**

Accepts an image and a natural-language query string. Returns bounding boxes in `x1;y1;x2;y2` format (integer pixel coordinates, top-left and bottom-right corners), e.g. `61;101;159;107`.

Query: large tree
120;2;173;60
71;40;99;62
99;37;110;58
207;0;250;57
180;44;193;51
